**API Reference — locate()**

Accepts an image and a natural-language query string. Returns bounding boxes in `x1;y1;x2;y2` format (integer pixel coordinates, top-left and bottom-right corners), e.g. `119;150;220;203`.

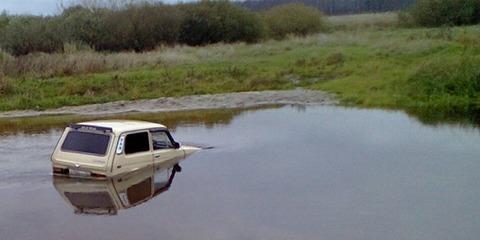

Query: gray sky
0;0;190;15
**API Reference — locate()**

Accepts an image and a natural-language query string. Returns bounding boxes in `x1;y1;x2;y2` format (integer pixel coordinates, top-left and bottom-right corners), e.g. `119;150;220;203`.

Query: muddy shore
0;89;336;119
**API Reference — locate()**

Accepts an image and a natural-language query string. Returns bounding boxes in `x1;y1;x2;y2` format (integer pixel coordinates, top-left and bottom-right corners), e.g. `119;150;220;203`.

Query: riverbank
0;89;335;118
1;21;479;117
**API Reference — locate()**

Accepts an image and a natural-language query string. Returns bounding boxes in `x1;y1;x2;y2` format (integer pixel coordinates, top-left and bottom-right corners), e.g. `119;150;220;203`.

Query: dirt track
0;89;336;118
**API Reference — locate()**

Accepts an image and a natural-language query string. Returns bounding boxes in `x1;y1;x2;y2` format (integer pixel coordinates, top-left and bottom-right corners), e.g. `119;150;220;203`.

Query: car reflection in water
53;159;183;216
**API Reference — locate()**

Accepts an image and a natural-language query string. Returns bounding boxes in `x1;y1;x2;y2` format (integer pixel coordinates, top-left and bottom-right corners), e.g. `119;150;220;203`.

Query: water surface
0;106;479;240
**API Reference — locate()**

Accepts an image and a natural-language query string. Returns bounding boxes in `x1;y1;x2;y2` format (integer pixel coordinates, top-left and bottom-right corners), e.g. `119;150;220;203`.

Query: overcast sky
0;0;191;15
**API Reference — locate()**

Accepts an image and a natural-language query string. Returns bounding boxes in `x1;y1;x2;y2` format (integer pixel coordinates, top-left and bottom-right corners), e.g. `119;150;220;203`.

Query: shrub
0;71;13;96
60;6;109;50
397;11;416;27
407;57;480;105
179;1;265;45
109;4;183;51
403;0;480;27
0;1;267;54
0;11;8;33
62;4;183;52
1;16;64;56
262;3;326;39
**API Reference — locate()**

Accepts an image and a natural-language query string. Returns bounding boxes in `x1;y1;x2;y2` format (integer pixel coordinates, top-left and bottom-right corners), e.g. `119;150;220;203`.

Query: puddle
0;106;479;240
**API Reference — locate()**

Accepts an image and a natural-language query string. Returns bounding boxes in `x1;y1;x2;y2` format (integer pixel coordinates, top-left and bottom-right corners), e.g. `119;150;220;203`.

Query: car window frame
123;130;152;155
150;129;177;151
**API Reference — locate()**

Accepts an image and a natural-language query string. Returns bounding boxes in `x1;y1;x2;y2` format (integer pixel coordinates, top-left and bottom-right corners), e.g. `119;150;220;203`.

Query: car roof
76;120;167;134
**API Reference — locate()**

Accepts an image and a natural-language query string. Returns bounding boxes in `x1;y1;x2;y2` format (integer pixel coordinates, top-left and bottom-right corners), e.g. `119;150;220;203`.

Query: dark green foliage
403;0;480;27
125;4;183;49
406;56;480;110
61;6;109;50
61;4;183;52
0;1;333;55
0;11;8;32
179;1;264;45
239;0;415;14
1;16;64;56
97;4;182;51
0;13;8;50
262;3;326;39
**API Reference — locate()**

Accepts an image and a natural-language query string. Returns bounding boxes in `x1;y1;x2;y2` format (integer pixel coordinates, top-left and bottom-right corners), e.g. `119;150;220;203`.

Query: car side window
151;131;174;150
124;132;150;154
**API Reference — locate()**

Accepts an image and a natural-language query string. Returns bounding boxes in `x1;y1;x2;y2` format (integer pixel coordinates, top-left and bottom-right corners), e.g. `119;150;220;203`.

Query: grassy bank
0;107;267;135
1;16;479;120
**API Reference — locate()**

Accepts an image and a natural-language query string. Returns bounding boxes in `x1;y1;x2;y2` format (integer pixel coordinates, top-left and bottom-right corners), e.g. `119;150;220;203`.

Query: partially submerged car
52;120;198;178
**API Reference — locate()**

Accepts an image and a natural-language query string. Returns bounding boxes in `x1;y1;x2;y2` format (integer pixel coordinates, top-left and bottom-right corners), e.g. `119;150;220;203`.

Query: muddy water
0;106;479;240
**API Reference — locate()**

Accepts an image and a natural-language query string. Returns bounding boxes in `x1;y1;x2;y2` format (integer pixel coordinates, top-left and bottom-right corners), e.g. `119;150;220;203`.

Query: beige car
51;120;199;178
53;158;182;215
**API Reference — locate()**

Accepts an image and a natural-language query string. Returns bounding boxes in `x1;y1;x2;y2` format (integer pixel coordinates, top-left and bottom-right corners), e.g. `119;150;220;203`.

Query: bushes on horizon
60;6;109;51
0;1;329;55
261;3;326;39
0;12;8;33
1;16;64;56
179;1;264;45
125;4;183;49
61;4;183;52
402;0;480;27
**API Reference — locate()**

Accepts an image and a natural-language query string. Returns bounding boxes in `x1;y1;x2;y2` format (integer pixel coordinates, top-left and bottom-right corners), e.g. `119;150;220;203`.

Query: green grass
1;22;480;123
314;26;480;112
0;63;293;110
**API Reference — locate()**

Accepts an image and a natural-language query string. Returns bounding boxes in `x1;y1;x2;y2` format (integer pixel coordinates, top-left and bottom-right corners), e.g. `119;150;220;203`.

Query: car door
115;131;153;173
151;130;184;164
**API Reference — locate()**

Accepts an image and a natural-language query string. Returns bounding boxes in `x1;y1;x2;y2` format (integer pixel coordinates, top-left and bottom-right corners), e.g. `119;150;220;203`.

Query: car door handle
154;155;161;158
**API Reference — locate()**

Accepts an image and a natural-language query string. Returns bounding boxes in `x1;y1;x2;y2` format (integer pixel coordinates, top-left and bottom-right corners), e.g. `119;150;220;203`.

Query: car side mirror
173;142;181;149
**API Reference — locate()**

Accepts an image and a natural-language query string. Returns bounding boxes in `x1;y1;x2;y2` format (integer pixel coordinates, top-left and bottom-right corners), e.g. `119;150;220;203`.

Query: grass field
1;14;480;122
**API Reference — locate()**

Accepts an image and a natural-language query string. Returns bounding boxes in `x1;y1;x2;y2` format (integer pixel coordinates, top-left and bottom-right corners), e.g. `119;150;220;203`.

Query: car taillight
91;172;107;178
53;167;68;175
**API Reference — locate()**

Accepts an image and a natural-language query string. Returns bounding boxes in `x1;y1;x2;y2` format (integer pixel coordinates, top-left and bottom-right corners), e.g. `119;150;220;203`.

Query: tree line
400;0;480;27
0;1;326;56
238;0;416;14
1;0;479;56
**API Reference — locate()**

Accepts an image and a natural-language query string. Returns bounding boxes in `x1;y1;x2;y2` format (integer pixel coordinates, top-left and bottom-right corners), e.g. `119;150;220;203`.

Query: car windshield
61;131;111;155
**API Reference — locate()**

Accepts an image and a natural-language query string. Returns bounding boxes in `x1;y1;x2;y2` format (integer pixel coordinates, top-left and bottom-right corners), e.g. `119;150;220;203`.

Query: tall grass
0;72;11;95
406;55;480;110
0;31;354;79
0;43;247;78
0;50;12;95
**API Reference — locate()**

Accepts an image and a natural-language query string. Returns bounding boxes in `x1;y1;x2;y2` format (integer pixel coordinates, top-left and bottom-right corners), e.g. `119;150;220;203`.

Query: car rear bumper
52;160;108;178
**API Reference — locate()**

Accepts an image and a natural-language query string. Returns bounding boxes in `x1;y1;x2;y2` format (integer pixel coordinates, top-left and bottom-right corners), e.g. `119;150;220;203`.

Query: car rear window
62;131;111;155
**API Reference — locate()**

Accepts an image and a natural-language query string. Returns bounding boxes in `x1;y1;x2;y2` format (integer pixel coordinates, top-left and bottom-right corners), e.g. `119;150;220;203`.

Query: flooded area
1;106;479;240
